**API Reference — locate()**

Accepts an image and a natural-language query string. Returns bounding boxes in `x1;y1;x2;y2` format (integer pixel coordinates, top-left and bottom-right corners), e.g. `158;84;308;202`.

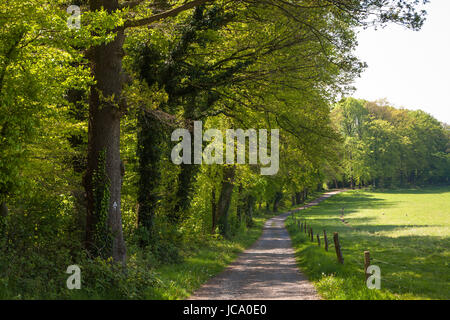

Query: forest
0;0;448;299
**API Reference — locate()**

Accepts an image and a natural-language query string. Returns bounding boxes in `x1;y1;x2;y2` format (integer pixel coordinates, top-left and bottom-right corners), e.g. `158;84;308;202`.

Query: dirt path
188;190;342;300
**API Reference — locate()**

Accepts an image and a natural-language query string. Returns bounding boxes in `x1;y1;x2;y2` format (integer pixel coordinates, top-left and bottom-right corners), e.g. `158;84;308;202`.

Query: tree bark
295;192;302;205
245;195;255;227
84;0;126;265
236;184;243;223
136;111;164;245
211;187;216;233
272;192;283;213
82;0;216;264
173;162;198;222
0;202;8;218
216;166;235;237
173;113;198;222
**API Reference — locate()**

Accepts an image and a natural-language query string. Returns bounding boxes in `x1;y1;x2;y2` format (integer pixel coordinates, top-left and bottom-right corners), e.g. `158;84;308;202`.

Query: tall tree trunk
317;182;322;191
0;201;7;239
173;162;198;223
84;0;126;265
245;195;255;227
301;189;307;203
272;192;283;213
172;101;201;222
0;201;8;218
136;112;163;246
236;184;243;223
66;88;88;237
216;166;235;237
211;187;216;234
295;192;302;205
173;117;198;223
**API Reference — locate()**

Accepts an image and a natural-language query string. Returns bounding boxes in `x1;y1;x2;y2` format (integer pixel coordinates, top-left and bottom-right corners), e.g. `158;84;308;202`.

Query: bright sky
353;0;450;124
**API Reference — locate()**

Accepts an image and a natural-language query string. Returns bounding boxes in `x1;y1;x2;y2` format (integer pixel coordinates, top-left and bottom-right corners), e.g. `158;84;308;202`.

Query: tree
331;98;449;188
0;0;91;222
331;98;369;187
81;0;429;264
83;0;213;264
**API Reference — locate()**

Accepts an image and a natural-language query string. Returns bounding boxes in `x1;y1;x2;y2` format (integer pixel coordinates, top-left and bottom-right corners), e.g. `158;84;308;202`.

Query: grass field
286;186;450;300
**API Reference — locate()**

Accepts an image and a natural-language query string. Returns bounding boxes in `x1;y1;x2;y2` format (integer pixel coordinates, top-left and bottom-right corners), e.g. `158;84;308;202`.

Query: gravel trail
188;191;342;300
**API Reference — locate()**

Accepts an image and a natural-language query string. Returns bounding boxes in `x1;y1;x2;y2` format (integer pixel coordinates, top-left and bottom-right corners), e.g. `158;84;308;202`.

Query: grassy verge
286;186;450;300
146;210;279;300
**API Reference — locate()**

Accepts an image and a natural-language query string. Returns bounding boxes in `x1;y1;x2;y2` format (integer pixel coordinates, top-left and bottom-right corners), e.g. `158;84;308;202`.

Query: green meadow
286;187;450;300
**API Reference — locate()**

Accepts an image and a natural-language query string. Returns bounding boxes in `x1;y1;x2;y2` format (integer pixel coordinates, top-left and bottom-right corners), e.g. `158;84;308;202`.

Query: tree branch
124;0;213;28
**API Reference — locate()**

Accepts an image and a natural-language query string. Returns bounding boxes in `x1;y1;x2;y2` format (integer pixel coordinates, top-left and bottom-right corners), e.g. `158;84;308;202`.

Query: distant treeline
328;98;450;188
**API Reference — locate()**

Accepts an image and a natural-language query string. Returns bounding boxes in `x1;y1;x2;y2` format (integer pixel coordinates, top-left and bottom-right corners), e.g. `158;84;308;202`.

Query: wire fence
287;214;415;285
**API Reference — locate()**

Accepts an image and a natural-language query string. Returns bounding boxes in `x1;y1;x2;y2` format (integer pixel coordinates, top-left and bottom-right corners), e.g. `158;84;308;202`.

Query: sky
352;0;450;124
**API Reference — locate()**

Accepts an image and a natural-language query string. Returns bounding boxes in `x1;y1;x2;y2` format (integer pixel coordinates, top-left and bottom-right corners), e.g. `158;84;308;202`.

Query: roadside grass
286;186;450;300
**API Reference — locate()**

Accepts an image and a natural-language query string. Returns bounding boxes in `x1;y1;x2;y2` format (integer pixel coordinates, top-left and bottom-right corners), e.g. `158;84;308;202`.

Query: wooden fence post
323;230;328;251
317;234;320;246
333;232;344;264
310;228;314;241
364;251;370;280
